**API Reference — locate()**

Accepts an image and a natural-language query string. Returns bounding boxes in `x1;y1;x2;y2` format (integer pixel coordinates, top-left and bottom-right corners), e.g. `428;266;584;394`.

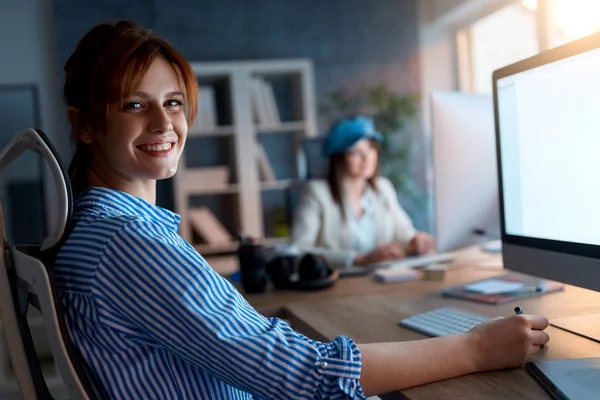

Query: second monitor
431;91;500;253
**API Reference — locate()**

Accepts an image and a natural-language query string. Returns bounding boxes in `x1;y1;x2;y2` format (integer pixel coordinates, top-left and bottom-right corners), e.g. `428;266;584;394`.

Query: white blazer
290;177;417;268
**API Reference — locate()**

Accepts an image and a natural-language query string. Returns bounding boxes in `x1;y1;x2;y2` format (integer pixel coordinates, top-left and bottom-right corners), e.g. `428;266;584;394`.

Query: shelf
260;179;300;191
188;125;235;137
186;184;239;196
255;121;305;134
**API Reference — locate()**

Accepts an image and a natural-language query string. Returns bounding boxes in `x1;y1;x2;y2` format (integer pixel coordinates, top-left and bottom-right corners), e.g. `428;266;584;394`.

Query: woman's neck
87;169;156;204
343;176;368;200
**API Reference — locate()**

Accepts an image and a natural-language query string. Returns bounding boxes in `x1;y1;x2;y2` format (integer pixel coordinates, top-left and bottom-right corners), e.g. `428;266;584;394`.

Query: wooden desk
242;247;600;399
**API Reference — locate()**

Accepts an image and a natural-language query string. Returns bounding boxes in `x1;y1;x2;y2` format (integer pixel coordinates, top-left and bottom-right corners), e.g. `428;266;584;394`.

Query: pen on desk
503;285;544;296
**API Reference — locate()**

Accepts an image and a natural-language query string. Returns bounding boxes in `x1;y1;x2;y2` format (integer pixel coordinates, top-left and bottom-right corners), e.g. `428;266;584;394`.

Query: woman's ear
67;107;93;144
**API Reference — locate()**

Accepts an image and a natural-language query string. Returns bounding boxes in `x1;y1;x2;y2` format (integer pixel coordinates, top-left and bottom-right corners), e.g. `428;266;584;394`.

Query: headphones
266;252;339;291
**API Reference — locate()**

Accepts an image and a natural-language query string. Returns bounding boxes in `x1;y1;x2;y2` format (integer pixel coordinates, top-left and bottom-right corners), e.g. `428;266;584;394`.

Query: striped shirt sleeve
93;218;366;399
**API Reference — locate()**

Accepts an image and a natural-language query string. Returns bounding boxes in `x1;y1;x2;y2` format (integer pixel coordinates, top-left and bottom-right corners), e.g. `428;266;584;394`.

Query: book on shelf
255;141;276;182
249;77;281;127
190;86;217;134
188;207;233;244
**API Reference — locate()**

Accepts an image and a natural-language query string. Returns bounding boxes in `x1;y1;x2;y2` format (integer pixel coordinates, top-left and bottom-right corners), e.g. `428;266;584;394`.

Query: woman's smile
136;140;178;157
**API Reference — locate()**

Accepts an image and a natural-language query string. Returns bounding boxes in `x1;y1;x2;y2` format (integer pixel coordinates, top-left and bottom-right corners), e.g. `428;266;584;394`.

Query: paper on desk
373;268;420;283
464;279;525;294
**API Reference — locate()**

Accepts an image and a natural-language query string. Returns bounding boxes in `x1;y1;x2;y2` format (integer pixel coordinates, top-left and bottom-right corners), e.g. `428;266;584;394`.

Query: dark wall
0;84;46;245
54;0;420;104
53;0;429;230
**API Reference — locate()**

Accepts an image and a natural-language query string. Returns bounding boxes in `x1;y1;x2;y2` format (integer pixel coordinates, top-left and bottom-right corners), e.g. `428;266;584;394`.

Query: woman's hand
406;232;435;255
354;243;405;265
466;313;550;371
359;312;550;395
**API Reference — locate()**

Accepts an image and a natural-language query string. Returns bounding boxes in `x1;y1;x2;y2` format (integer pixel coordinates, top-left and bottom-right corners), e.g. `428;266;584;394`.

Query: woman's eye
165;99;183;108
124;102;143;110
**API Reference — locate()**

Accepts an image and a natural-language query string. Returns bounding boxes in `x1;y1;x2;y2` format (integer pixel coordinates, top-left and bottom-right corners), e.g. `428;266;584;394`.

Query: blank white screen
497;47;600;245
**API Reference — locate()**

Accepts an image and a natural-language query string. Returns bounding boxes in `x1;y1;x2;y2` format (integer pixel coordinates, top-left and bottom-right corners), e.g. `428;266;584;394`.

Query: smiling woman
74;57;187;202
63;21;197;201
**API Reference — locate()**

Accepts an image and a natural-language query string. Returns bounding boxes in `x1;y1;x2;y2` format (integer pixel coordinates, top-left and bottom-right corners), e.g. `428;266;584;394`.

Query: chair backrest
0;129;105;399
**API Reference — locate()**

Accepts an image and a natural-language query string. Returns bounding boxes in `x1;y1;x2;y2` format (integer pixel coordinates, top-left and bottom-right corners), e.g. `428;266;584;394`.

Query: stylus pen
503;285;544;296
514;306;525;315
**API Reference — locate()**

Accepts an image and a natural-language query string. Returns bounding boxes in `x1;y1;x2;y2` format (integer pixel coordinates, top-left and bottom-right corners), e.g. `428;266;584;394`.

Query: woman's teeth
141;143;173;152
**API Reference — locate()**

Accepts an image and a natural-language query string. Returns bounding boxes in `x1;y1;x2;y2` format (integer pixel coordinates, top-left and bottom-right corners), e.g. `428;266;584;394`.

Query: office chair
0;128;105;399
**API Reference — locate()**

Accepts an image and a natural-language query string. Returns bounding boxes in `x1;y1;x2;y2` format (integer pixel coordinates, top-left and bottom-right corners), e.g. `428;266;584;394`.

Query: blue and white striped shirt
55;187;365;399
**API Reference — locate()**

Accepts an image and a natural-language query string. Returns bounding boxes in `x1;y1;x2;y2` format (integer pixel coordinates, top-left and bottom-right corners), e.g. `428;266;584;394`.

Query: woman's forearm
358;334;476;396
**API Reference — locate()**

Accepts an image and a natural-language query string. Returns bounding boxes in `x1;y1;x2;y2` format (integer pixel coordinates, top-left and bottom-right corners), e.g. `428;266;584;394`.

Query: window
457;0;600;94
546;0;600;48
457;1;539;94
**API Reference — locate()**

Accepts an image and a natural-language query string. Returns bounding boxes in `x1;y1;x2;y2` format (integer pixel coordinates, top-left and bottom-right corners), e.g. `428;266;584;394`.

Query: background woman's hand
466;313;550;371
355;243;404;265
406;232;435;255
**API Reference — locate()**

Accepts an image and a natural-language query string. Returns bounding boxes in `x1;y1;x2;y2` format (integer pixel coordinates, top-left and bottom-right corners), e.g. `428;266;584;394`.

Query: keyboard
338;252;454;277
370;252;454;270
398;307;489;337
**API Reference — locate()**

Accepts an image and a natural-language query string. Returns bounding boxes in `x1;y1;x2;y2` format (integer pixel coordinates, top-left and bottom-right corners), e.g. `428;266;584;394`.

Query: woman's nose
149;106;173;134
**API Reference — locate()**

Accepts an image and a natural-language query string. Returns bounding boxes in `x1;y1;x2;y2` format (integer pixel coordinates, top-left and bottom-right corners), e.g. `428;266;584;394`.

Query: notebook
441;273;564;305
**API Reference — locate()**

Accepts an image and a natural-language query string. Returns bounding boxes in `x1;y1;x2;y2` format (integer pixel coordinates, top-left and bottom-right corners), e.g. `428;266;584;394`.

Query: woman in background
292;116;434;268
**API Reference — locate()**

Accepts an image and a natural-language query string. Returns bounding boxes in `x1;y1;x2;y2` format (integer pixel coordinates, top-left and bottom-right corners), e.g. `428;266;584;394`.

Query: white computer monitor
494;31;600;341
431;91;500;253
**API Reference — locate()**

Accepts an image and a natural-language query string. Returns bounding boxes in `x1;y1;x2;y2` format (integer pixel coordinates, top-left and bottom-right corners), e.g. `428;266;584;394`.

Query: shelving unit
172;59;316;272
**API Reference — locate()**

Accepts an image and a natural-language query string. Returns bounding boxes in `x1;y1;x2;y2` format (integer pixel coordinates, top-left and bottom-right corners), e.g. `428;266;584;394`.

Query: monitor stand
481;240;502;254
551;314;600;343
